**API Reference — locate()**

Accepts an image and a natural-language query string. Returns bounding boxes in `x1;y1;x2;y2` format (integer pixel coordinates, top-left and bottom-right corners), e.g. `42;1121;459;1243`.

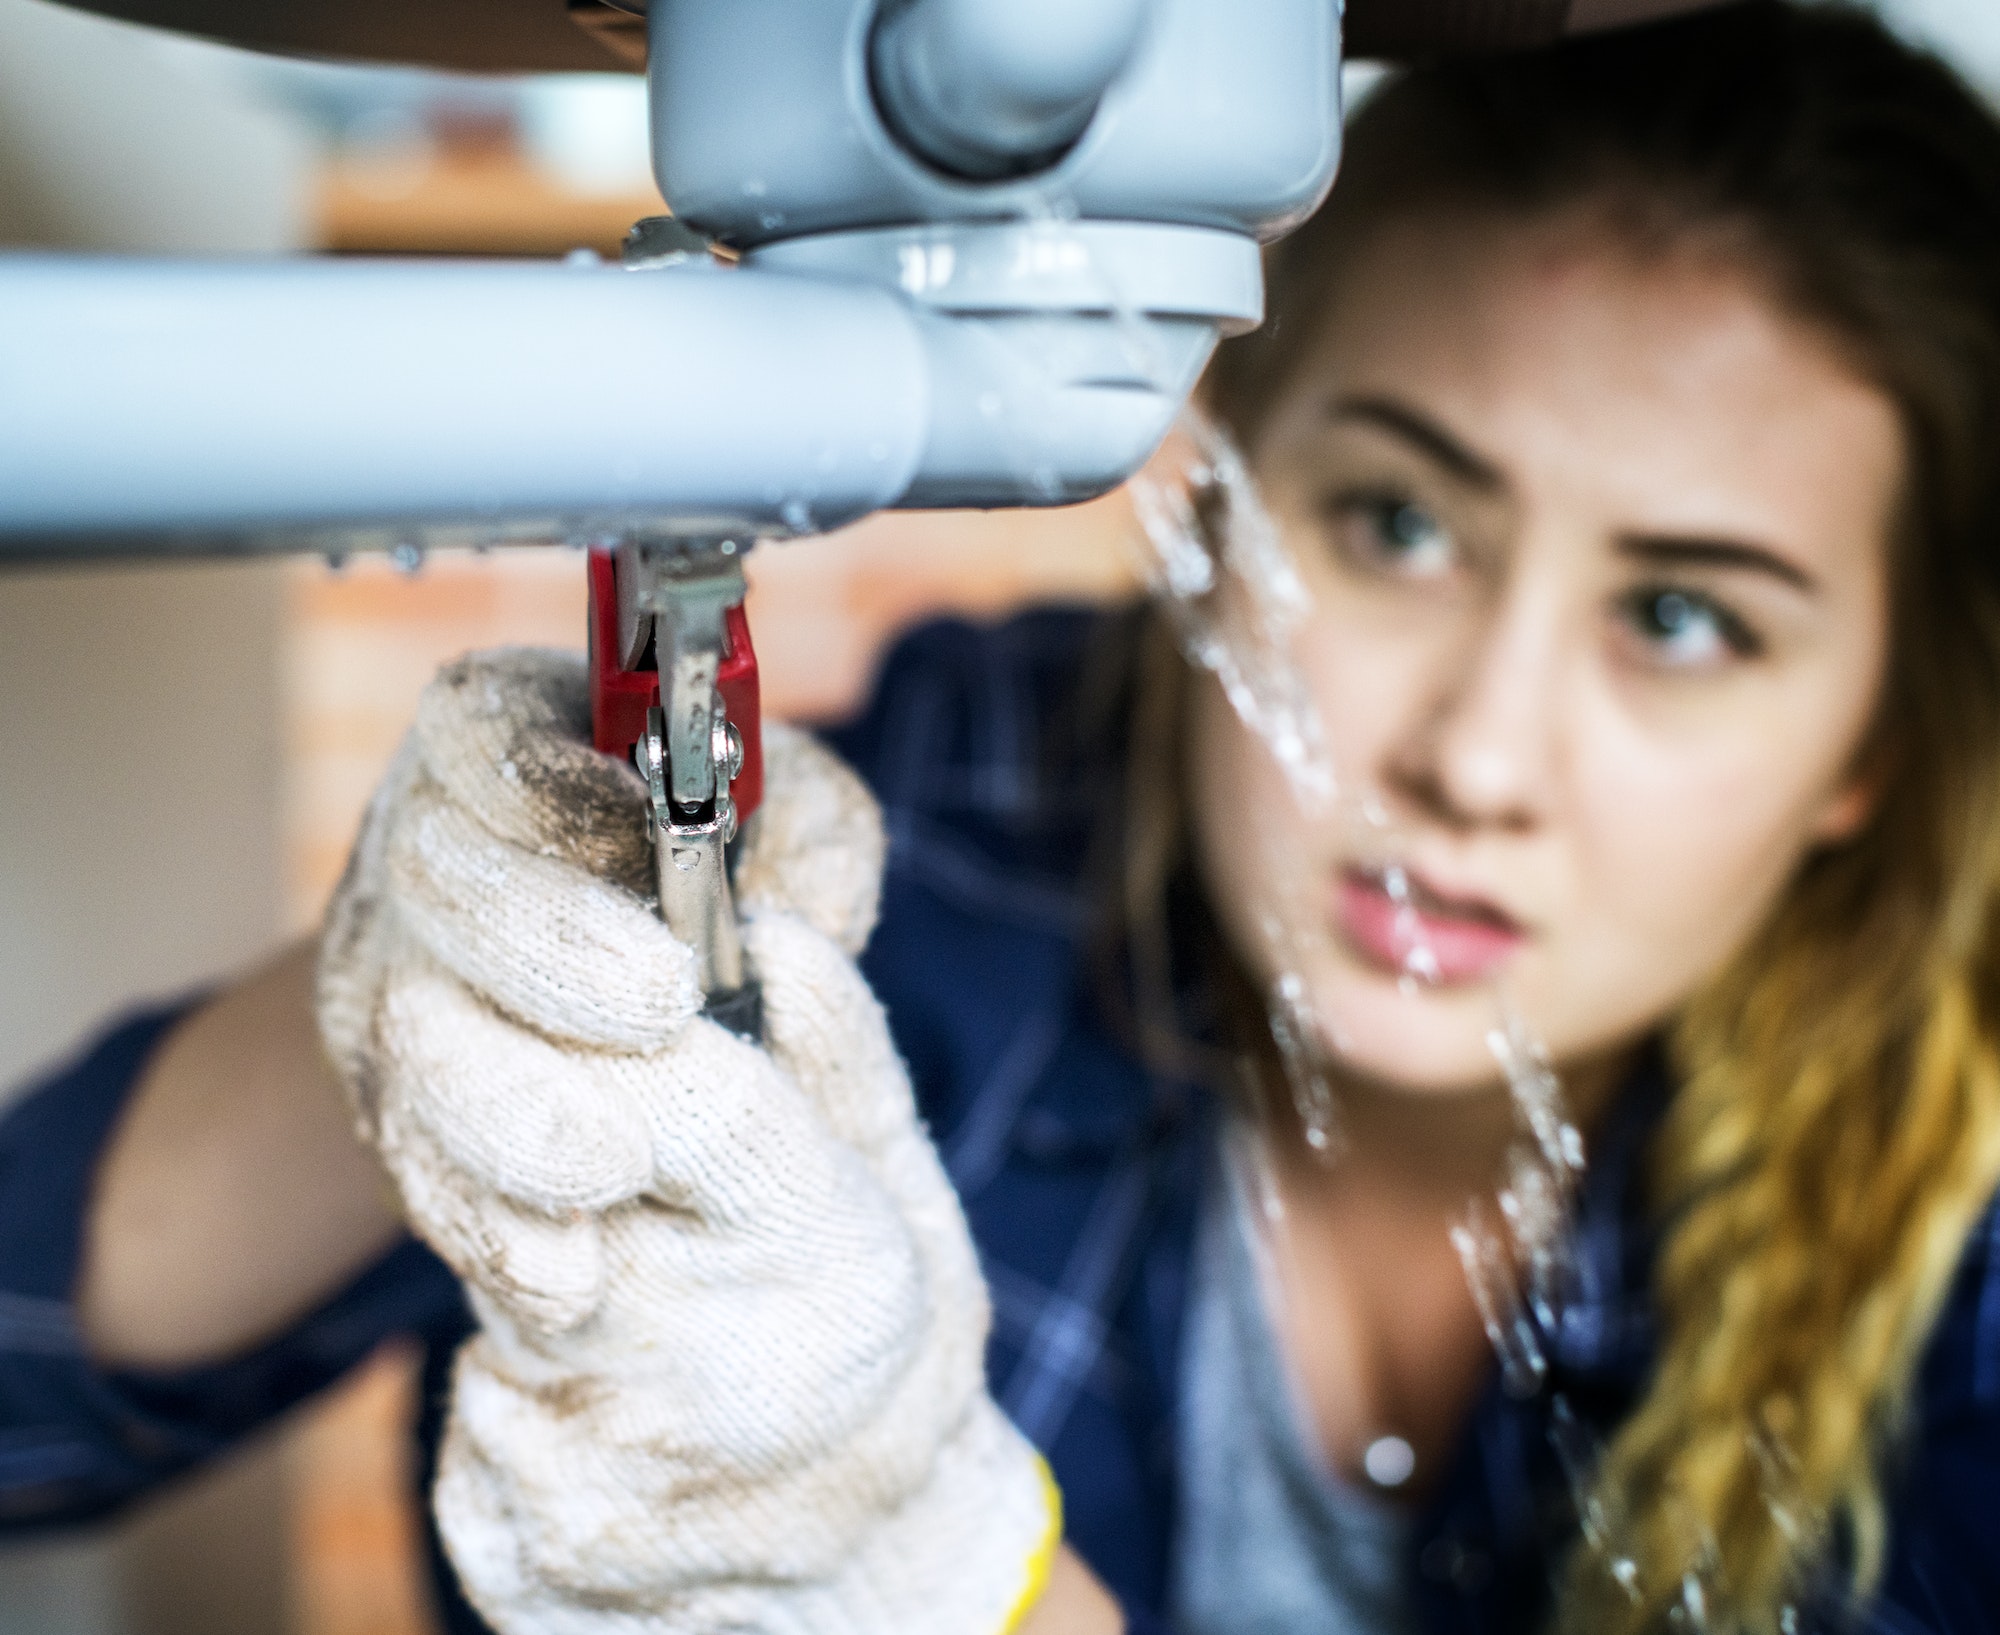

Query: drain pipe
868;0;1151;179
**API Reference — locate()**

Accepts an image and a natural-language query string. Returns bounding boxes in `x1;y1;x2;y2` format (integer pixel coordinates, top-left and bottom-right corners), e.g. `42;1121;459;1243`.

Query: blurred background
1;0;1996;1628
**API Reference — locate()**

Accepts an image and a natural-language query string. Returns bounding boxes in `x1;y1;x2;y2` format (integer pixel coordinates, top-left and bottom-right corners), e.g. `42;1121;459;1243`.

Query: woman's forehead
1271;209;1905;575
1301;208;1812;388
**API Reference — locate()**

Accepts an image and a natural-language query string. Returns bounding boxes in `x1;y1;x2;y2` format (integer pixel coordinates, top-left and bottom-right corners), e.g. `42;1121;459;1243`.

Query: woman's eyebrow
1617;534;1819;593
1325;394;1504;490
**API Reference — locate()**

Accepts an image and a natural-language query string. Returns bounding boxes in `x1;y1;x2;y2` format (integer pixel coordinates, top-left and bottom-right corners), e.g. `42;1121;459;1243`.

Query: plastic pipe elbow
746;218;1260;510
868;0;1153;179
901;309;1217;507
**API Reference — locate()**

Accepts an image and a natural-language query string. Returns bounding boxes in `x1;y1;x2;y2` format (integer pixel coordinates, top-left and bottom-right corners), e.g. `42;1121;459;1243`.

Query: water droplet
1749;1420;1817;1548
1403;944;1442;985
563;246;603;268
1451;1204;1546;1398
322;549;349;574
1560;1124;1586;1169
1259;940;1342;1161
1363;1436;1415;1488
1221;1100;1289;1234
1129;407;1335;814
1679;1572;1710;1631
390;540;426;575
1546;1392;1645;1601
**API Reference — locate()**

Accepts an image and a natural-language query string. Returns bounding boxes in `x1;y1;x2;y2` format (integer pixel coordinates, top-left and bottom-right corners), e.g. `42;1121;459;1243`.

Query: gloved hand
316;648;1059;1635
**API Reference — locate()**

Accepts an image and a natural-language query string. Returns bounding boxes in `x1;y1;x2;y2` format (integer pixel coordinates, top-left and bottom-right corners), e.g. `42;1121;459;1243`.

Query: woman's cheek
1299;608;1450;795
1555;706;1833;1042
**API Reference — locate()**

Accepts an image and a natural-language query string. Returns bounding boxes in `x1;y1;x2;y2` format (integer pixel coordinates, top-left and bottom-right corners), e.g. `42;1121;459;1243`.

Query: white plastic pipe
0;254;931;551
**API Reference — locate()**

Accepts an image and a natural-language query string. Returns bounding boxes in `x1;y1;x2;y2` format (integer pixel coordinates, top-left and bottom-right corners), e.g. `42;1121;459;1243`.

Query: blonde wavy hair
1118;4;2000;1629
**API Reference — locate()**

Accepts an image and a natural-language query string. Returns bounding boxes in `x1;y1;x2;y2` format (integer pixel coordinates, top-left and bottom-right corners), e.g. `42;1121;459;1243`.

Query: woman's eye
1617;585;1762;667
1326;492;1455;578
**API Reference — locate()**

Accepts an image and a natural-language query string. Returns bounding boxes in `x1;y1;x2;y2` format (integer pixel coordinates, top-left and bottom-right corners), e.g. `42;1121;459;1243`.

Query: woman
5;4;1998;1632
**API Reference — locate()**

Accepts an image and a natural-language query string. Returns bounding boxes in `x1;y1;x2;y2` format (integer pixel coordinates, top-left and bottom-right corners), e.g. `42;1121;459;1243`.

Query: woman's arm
72;937;1129;1635
76;939;404;1369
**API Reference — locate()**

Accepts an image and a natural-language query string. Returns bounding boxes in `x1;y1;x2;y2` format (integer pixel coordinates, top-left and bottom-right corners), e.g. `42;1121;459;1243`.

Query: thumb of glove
735;721;886;957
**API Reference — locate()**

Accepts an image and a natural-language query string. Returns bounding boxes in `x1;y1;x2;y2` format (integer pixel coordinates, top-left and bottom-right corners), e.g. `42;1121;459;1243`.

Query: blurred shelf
315;142;662;258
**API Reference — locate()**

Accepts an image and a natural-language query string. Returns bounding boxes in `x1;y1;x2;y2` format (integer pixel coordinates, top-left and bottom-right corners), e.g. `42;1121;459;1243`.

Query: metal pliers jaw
588;539;764;1039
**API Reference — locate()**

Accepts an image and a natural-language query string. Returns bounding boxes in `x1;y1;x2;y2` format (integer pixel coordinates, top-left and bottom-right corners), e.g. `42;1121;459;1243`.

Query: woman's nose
1383;585;1560;834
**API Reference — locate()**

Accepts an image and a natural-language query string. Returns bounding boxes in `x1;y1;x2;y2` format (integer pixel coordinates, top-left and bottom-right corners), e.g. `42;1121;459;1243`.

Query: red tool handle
586;547;763;822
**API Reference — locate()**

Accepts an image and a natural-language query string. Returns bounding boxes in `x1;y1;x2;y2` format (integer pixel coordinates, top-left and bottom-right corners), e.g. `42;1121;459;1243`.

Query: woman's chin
1302;961;1523;1098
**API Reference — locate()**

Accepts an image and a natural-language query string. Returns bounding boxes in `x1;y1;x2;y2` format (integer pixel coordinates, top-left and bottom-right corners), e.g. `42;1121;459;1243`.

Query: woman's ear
1811;735;1893;846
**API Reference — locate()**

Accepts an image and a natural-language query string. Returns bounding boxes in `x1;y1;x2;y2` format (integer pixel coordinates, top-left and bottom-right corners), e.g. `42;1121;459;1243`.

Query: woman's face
1190;209;1901;1095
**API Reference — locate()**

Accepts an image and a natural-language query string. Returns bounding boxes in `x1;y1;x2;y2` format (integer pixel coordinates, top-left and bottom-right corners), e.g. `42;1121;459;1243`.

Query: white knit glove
316;648;1059;1635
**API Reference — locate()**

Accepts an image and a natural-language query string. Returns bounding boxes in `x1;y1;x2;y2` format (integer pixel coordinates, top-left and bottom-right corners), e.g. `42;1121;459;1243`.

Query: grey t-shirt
1169;1139;1422;1635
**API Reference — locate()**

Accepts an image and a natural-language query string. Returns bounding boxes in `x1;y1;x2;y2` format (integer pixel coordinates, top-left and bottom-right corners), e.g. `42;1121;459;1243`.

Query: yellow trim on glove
999;1455;1066;1634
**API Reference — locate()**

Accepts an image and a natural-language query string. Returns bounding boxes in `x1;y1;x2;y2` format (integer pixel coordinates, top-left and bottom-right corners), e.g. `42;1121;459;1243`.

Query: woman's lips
1334;865;1526;985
